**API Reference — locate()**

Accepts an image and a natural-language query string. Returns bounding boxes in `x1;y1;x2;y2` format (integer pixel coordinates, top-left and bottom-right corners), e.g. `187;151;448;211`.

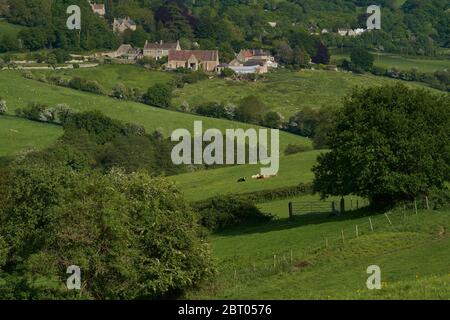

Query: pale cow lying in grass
251;173;277;180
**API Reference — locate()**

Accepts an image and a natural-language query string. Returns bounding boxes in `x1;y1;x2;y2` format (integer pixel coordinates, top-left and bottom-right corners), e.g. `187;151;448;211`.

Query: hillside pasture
169;150;320;202
0;116;62;157
191;207;450;299
0;71;309;157
173;69;436;117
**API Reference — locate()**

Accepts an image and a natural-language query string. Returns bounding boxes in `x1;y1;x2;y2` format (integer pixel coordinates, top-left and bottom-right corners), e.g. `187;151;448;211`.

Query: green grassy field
331;52;450;73
190;207;449;299
0;71;309;157
31;64;174;92
0;20;25;38
31;65;437;118
0;116;62;157
169;150;320;202
258;194;367;219
173;69;437;117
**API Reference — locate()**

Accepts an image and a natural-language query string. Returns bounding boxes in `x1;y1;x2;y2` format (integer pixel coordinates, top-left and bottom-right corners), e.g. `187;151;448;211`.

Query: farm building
89;1;105;16
167;50;219;72
113;18;137;33
143;40;181;60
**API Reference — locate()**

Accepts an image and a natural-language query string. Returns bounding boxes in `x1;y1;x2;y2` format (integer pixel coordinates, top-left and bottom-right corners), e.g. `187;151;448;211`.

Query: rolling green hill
31;64;174;92
190;207;450;299
169;150;320;202
31;65;438;119
172;69;437;117
0;116;62;157
331;52;450;73
0;71;310;157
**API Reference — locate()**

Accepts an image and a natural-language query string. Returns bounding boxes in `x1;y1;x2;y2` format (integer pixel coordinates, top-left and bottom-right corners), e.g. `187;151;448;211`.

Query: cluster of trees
341;48;450;91
193;98;336;149
0;163;214;299
1;0;447;58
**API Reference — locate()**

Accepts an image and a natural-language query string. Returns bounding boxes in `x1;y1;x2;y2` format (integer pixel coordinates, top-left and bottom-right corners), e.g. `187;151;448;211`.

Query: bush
284;144;313;155
143;83;172;108
112;83;133;100
16;103;54;122
0;99;6;115
194;195;272;231
220;68;236;78
68;77;104;95
0;166;214;299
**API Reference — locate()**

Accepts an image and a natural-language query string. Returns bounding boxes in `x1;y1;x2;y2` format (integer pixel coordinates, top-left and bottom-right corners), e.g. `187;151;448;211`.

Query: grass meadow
190;207;449;299
0;115;62;157
0;71;309;157
331;52;450;73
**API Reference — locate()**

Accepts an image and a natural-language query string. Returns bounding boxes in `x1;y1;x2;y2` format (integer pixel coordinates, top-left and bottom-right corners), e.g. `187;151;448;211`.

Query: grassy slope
0;20;24;38
0;116;62;156
173;69;437;117
169;150;320;202
31;64;174;92
332;52;450;73
0;71;309;156
258;194;367;219
190;208;450;299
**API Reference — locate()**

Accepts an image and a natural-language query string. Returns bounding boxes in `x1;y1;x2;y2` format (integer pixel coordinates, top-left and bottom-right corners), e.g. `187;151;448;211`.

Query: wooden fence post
288;202;293;219
341;229;345;243
355;224;359;238
384;212;392;225
369;218;373;231
340;197;345;213
414;199;418;215
425;196;430;210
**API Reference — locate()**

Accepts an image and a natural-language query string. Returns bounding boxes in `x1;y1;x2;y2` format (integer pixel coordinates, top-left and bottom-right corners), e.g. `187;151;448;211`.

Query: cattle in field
237;177;246;182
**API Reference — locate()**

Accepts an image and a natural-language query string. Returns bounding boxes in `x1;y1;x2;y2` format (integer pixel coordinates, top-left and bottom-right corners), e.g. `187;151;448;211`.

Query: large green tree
0;165;214;299
313;84;450;207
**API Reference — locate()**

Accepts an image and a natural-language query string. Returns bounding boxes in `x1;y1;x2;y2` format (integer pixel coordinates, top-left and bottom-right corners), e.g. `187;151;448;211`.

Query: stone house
167;50;219;72
89;2;105;16
113;18;137;33
104;44;142;60
143;40;181;60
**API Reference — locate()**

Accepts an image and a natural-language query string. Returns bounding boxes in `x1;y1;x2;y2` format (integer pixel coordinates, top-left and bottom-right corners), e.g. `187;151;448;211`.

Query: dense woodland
0;0;449;57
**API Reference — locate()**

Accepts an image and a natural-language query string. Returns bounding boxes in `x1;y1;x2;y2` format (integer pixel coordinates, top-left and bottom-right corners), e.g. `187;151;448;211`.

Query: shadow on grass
214;207;385;237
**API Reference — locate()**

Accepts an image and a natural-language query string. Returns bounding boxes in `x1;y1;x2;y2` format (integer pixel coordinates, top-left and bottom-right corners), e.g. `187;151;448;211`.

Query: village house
143;40;181;60
103;44;142;60
228;49;278;74
89;1;105;16
167;50;219;72
113;18;137;33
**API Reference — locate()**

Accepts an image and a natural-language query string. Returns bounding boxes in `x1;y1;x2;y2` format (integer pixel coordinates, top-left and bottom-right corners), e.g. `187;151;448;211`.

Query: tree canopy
313;84;450;207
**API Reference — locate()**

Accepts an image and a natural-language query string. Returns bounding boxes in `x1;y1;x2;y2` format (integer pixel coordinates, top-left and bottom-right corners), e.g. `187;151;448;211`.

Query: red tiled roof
168;50;218;62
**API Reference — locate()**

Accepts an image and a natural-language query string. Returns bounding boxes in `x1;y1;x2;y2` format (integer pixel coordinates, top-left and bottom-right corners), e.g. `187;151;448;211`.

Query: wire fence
227;198;441;286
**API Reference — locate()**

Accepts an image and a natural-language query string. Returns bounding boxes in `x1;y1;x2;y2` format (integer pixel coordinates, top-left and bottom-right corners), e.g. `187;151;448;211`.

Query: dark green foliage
235;95;266;124
350;48;375;71
313;84;450;207
194;195;272;231
68;77;105;95
143;83;173;108
312;43;330;65
284;144;313;156
0;165;214;299
62;110;124;144
287;106;337;148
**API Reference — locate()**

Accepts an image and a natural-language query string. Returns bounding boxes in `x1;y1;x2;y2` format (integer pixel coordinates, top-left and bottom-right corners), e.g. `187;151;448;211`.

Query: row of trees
1;0;447;57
